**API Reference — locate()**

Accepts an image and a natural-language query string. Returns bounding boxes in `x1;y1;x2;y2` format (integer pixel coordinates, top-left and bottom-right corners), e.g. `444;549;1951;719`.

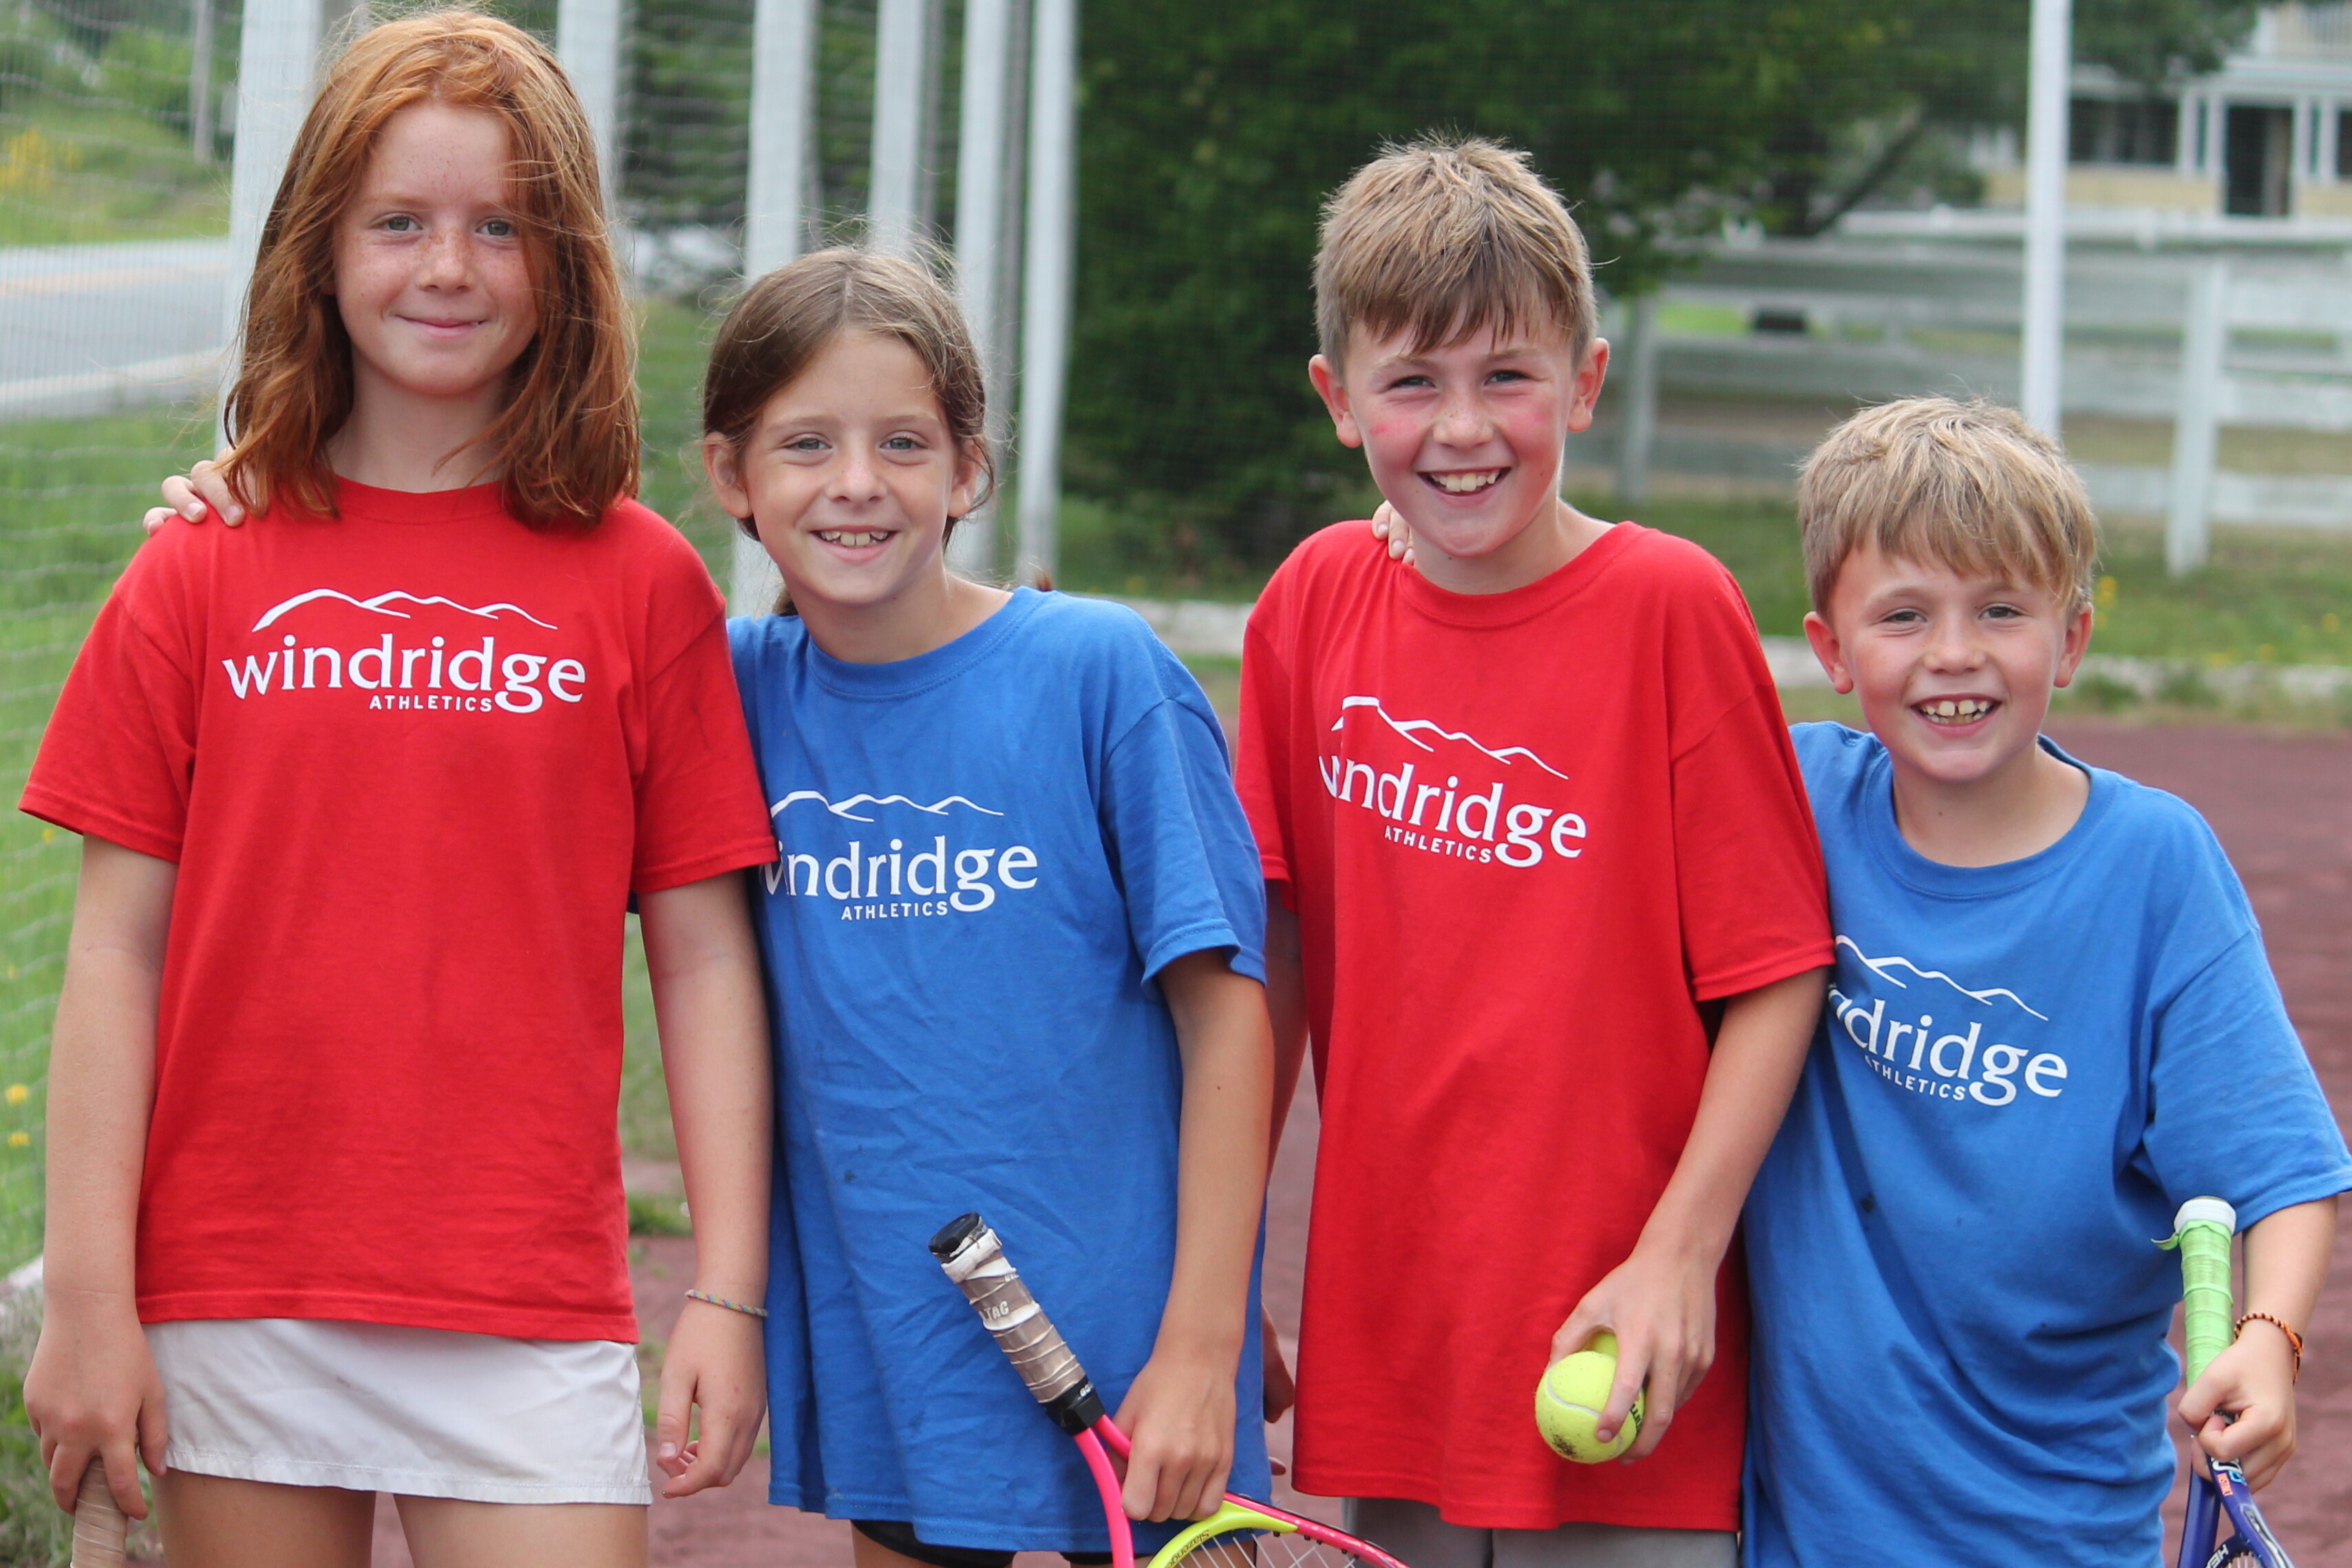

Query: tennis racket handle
930;1213;1106;1434
2173;1197;2238;1386
70;1456;129;1568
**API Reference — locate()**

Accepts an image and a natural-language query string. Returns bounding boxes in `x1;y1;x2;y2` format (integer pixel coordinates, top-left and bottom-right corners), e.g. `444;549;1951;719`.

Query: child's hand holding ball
1535;1330;1645;1463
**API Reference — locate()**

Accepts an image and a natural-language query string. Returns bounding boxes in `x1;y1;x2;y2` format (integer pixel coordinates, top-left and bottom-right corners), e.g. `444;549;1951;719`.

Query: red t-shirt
23;480;774;1342
1236;520;1831;1530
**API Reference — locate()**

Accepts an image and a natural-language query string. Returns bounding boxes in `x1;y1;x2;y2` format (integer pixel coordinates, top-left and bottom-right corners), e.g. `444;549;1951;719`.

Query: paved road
0;237;228;421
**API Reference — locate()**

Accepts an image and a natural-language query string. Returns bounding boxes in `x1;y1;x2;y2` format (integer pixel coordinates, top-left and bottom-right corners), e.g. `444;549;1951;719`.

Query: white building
1982;1;2352;221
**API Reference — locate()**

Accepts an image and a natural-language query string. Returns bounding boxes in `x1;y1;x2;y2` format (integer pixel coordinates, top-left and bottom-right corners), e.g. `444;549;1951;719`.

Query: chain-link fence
8;0;2352;1283
1;0;231;1272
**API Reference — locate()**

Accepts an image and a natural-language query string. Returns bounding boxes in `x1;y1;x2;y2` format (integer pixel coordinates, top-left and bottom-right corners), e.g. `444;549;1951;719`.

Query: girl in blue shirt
699;248;1274;1567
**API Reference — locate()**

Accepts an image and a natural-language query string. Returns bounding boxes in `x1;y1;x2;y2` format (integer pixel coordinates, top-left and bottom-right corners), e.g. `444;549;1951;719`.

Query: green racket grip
2164;1197;2238;1386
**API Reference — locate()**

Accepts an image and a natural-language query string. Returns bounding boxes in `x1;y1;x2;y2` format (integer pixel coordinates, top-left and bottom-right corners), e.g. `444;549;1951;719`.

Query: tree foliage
1068;0;2257;562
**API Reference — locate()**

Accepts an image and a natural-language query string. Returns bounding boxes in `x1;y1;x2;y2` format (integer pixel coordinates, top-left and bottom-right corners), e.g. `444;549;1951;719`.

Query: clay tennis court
357;721;2352;1568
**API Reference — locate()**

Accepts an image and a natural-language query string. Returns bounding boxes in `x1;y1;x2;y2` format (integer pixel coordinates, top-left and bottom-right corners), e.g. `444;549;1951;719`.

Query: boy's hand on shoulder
1113;1342;1238;1523
140;454;245;536
2180;1328;2299;1490
1368;502;1414;566
1549;1238;1719;1463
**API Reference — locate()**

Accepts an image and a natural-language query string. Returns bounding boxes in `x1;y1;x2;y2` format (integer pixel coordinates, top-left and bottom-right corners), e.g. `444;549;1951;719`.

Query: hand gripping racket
930;1214;1412;1568
2167;1198;2293;1568
70;1455;129;1568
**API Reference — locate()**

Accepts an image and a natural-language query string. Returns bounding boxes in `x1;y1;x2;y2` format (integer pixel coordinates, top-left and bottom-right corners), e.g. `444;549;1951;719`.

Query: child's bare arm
1551;964;1827;1461
639;871;773;1497
2179;1194;2338;1489
23;838;176;1518
1115;948;1272;1521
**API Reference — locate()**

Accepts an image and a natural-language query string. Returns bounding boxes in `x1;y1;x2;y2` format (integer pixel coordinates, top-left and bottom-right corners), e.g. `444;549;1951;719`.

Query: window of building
2340;108;2352;180
2070;97;2180;165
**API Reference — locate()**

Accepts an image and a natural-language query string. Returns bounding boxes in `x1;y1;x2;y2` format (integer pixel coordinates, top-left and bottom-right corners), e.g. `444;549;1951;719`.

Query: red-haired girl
23;14;774;1565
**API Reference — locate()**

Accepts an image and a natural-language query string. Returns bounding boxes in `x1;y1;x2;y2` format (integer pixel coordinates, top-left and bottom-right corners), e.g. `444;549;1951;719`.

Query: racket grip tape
70;1455;129;1568
2168;1197;2238;1387
930;1213;1106;1435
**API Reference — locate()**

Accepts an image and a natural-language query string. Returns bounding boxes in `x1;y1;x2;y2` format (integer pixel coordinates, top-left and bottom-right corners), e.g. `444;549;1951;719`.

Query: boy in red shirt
1237;136;1832;1565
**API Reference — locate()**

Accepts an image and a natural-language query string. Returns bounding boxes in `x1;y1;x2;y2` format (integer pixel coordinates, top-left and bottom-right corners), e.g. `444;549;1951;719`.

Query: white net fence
1;0;228;1269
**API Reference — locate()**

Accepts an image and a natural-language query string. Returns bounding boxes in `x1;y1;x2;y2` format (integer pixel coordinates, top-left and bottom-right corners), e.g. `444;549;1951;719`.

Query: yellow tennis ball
1534;1331;1642;1463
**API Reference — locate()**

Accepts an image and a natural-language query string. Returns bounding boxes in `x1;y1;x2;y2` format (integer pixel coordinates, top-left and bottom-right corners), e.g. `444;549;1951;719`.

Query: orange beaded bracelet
2236;1312;2304;1382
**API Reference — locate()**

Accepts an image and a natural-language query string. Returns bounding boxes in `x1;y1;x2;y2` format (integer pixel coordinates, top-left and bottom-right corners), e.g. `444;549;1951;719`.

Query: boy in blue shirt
1744;396;2348;1568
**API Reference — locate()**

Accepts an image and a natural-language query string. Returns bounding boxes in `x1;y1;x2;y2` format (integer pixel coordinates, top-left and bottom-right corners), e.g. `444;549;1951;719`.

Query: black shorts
853;1518;1114;1568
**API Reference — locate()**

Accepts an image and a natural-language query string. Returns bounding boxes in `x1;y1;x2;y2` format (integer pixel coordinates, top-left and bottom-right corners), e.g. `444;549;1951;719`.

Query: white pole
1015;0;1074;585
219;0;330;412
744;0;816;273
558;0;626;208
947;0;1015;576
2020;0;2071;436
1613;293;1660;508
733;0;818;613
869;0;931;254
2166;262;2229;577
190;0;214;164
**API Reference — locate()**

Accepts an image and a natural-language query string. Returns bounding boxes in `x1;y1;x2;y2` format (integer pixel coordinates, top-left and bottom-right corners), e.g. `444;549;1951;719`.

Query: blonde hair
1799;398;2099;613
221;10;635;529
1314;134;1595;372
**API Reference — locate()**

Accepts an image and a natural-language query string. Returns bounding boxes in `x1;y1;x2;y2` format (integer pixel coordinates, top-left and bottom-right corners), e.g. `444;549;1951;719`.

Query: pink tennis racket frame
932;1212;1410;1568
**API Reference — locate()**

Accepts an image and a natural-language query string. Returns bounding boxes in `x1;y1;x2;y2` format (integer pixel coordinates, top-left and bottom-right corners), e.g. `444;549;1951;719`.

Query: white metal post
220;0;331;405
1613;293;1660;508
558;0;627;206
2020;0;2072;436
948;0;1017;576
869;0;931;254
1015;0;1074;585
190;0;215;163
2167;262;2229;577
733;0;819;613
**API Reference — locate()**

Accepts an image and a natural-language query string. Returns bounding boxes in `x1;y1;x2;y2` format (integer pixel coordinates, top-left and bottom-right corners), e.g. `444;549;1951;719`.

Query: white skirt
149;1318;653;1505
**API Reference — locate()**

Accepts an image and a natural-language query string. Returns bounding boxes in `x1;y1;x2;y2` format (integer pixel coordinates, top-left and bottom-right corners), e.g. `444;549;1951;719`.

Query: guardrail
1624;239;2352;565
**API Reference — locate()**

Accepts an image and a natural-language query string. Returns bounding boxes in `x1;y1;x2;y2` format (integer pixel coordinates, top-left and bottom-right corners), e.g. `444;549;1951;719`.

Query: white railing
1626;239;2352;566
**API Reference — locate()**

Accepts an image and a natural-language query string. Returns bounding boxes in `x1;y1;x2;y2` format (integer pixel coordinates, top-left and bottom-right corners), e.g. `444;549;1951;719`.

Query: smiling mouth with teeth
816;529;893;547
1426;469;1504;495
1918;697;1997;724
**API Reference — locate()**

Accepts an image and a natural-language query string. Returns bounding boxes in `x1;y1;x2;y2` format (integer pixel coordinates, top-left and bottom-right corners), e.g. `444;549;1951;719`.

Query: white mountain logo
1329;695;1570;781
1835;936;2049;1020
771;790;1005;824
253;589;558;633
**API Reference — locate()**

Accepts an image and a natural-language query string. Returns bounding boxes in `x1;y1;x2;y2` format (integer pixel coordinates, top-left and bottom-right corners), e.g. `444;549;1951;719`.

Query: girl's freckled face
331;103;539;401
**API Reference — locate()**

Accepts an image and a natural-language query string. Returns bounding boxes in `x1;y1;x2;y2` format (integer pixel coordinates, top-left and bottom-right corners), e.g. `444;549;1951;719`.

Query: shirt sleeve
21;551;200;862
631;597;777;894
1664;559;1834;1001
1233;589;1295;901
1099;653;1269;986
2141;896;2352;1228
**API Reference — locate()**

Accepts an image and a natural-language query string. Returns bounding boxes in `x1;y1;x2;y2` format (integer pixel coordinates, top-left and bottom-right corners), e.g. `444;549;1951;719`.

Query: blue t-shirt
732;589;1270;1551
1744;723;2351;1568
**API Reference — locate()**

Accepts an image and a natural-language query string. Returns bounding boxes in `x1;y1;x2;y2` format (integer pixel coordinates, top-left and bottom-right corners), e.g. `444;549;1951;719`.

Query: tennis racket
929;1213;1412;1568
70;1454;128;1568
2168;1197;2294;1568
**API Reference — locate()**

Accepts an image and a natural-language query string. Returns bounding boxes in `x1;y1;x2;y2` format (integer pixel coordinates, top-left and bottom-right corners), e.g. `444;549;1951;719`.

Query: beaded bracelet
684;1288;769;1320
2236;1312;2303;1382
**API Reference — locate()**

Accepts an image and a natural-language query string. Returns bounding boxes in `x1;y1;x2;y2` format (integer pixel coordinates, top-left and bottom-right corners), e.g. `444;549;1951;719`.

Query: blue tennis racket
2168;1198;2295;1568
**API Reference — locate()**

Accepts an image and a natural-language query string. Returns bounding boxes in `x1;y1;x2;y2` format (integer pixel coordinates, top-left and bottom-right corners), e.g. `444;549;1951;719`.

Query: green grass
0;109;227;246
0;407;218;1271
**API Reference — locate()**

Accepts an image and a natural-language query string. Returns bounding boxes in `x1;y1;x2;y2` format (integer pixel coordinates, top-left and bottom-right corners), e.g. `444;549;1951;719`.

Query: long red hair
220;10;635;528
